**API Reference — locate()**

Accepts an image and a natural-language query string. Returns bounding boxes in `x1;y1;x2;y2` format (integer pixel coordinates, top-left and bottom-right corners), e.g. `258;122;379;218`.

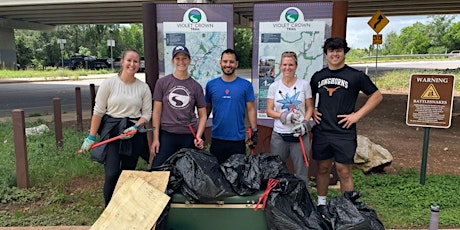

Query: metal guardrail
361;53;460;59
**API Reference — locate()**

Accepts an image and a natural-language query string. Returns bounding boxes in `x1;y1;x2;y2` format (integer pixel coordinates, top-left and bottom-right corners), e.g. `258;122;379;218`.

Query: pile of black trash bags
151;148;384;230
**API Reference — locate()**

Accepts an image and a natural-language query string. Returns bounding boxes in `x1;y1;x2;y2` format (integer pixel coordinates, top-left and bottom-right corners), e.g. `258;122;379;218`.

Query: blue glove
80;134;96;152
120;124;138;140
291;120;311;137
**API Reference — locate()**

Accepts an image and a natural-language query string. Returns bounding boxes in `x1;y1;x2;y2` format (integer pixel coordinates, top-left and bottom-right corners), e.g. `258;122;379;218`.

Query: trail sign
368;10;389;33
406;74;455;128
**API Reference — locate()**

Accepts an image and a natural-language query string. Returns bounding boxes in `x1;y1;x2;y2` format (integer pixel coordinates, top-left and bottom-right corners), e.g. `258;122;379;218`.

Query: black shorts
209;138;246;164
312;135;357;164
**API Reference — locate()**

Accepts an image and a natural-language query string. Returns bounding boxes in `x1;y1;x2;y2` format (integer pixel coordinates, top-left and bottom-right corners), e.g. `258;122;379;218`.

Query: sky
346;14;460;49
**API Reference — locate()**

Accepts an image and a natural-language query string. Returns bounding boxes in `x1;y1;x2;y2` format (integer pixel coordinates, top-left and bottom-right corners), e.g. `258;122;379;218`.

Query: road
0;77;106;118
0;60;458;119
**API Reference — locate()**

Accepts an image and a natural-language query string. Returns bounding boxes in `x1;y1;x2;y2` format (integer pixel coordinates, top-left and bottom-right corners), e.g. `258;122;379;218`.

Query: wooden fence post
75;87;83;132
12;109;29;188
53;98;63;148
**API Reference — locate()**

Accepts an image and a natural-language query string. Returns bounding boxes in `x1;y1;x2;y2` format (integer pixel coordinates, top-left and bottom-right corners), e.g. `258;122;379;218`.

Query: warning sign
406;74;455;128
420;84;440;99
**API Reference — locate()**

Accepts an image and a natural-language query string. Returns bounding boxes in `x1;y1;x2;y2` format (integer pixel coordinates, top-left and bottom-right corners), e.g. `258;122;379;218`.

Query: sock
318;196;327;205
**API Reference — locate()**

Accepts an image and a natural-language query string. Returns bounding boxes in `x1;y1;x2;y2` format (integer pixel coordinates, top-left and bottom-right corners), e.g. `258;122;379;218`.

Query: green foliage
353;169;460;228
375;69;460;93
0;120;105;226
0;69;110;79
344;48;369;62
234;27;253;68
382;15;460;55
443;21;460;51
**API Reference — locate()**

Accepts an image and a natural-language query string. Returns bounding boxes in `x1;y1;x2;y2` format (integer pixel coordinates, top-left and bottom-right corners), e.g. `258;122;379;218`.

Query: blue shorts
312;134;357;164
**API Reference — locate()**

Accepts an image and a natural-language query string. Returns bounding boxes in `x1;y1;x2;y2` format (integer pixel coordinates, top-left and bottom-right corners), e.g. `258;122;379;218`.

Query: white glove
280;111;302;125
291;120;311;137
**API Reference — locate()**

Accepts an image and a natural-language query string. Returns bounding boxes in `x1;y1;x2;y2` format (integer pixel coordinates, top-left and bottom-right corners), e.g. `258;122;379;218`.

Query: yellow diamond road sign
368;10;389;34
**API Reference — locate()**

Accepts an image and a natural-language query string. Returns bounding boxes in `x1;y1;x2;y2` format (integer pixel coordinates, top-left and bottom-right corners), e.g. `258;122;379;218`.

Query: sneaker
317;205;332;222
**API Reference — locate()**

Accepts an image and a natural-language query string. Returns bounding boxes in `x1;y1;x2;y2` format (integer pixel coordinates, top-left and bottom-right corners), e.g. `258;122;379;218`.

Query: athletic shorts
312;135;357;164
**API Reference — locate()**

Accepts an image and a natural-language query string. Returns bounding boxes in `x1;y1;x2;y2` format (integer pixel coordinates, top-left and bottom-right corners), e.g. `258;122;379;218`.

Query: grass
0;68;459;228
0;68;112;80
373;69;460;94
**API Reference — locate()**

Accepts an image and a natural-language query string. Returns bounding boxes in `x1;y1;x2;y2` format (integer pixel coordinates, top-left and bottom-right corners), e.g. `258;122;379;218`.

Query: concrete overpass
1;0;460;69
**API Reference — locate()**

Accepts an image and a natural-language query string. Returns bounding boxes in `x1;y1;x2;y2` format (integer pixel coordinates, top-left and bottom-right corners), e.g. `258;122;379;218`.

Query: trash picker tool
77;127;153;154
247;128;255;154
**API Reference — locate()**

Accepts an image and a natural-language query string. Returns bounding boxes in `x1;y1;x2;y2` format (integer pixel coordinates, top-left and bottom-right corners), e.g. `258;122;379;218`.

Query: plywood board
113;170;170;194
90;176;170;230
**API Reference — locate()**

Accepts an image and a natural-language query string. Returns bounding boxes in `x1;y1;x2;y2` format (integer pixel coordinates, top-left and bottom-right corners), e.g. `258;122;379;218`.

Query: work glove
248;127;258;149
280;111;302;124
291;120;311;137
80;134;96;153
120;124;138;140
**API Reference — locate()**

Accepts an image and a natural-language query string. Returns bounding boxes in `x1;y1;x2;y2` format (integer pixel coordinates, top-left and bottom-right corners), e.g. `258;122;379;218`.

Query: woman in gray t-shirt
150;45;207;167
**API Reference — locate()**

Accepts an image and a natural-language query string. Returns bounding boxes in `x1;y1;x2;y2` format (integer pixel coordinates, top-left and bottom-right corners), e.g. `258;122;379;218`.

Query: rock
25;124;50;136
355;135;393;173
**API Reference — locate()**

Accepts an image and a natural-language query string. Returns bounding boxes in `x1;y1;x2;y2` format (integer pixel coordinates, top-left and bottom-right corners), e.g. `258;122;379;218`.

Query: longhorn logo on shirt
323;86;340;96
168;86;191;109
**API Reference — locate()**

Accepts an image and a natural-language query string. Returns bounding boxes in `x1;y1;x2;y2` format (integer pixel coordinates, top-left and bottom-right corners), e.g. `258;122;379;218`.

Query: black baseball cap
172;45;190;58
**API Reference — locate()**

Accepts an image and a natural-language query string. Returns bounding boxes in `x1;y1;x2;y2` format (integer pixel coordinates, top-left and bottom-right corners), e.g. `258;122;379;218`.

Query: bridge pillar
331;0;348;39
0;27;17;70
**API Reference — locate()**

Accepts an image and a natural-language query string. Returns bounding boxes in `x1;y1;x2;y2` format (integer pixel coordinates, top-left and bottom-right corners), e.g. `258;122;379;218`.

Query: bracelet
133;124;139;129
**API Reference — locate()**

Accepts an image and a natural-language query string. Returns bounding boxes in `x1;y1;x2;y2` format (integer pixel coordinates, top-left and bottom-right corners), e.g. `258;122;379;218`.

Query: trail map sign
157;4;233;88
406;74;455;128
253;3;332;118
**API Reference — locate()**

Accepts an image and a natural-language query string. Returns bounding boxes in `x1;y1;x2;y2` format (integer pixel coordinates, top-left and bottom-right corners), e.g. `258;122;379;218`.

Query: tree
381;31;404;55
15;32;35;69
120;24;144;57
397;22;430;54
443;21;460;52
426;15;455;47
234;27;252;68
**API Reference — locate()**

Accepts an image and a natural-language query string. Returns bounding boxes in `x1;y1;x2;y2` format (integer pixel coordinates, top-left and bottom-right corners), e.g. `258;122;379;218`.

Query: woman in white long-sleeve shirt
80;49;152;206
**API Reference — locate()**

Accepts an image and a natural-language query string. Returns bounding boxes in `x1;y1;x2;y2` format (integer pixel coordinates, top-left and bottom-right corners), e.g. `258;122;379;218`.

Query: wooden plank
90;171;171;230
113;170;170;194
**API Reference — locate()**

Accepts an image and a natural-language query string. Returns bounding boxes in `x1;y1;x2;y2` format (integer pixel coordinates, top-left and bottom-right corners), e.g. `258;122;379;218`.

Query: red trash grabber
77;127;154;154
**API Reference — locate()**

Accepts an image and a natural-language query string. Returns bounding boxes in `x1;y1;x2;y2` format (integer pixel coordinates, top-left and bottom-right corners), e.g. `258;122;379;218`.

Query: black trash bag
220;153;288;196
345;191;385;230
157;148;236;202
328;190;384;230
264;173;330;230
149;153;185;196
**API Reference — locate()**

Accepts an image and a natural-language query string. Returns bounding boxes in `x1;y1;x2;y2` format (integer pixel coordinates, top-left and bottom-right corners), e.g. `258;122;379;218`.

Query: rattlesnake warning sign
406;74;455;128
